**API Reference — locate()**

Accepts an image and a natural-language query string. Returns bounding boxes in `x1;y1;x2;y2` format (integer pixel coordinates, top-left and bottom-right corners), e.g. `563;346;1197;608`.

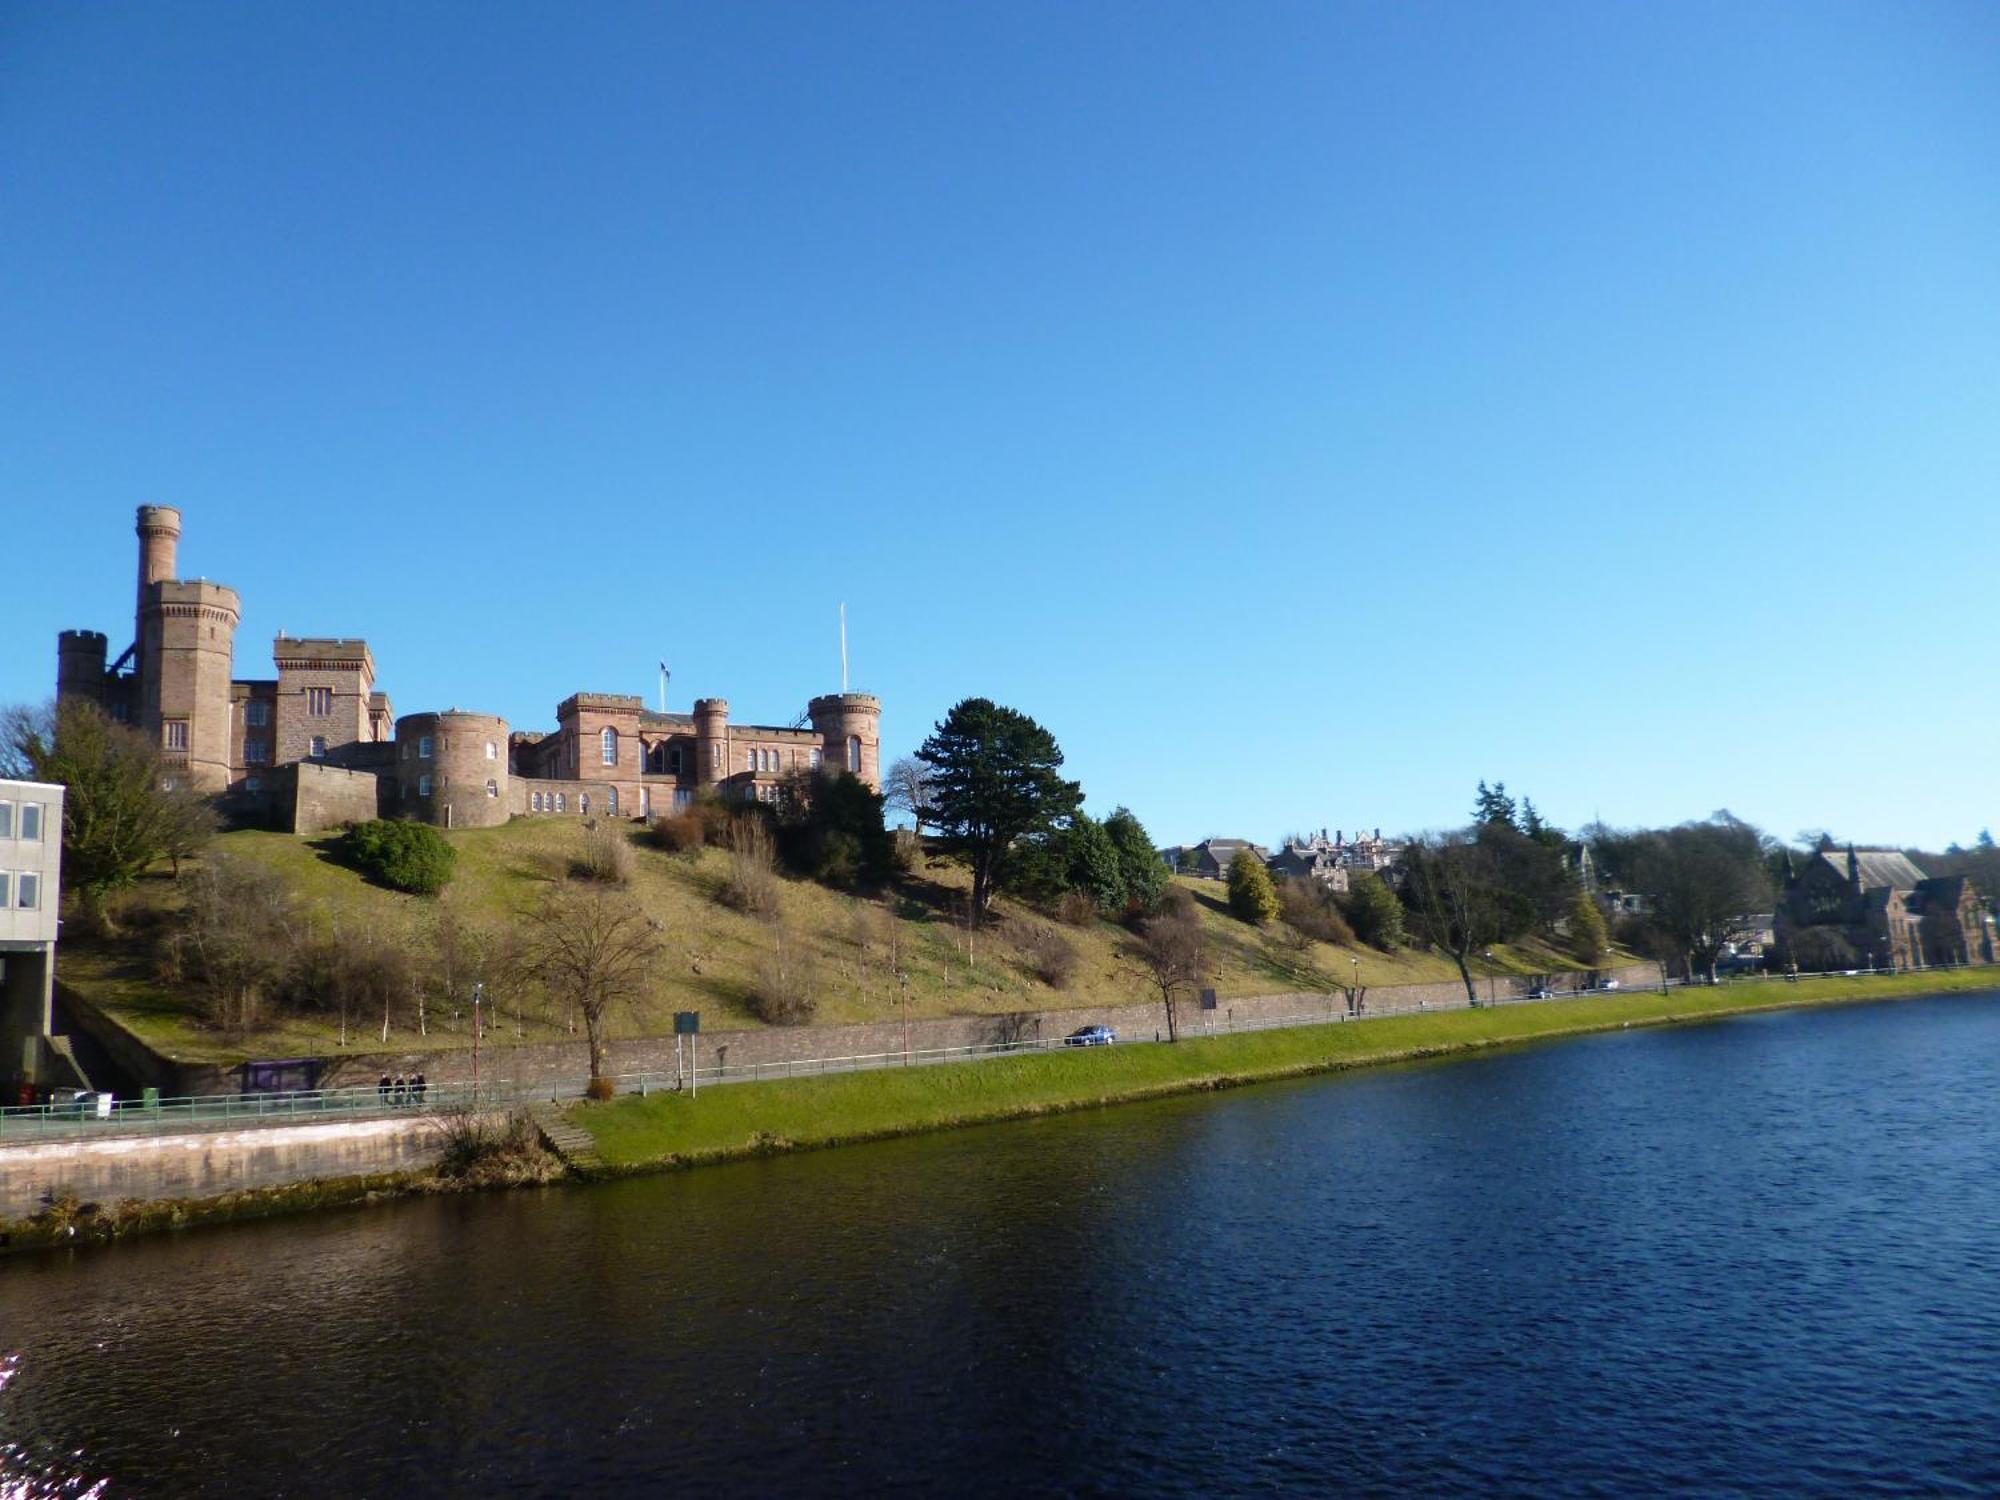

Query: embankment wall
0;1116;443;1221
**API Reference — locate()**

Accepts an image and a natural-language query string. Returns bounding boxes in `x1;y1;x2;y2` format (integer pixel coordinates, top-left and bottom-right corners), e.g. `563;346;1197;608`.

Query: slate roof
1814;848;1928;892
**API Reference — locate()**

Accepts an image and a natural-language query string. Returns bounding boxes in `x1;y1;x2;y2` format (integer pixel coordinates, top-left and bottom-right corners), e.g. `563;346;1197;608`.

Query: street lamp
1482;951;1496;1007
471;981;484;1103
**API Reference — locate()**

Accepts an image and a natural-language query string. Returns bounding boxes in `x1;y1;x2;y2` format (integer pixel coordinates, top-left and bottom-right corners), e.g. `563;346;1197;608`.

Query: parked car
1065;1025;1117;1047
51;1089;115;1119
1527;986;1553;1000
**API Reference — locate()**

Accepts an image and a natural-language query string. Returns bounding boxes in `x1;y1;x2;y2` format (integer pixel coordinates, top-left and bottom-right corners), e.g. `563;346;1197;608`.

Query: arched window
606;787;618;815
485;741;497;760
418;774;433;796
580;793;590;815
747;749;757;774
532;791;543;812
485;779;498;798
601;727;618;766
555;792;566;813
810;747;822;770
847;736;861;773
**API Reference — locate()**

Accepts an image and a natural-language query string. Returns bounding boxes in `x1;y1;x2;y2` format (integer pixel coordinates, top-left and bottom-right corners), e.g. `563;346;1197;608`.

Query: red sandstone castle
56;507;881;833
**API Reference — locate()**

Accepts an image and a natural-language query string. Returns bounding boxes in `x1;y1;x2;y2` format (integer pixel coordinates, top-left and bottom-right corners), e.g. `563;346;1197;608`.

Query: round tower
808;693;882;789
395;711;511;829
134;505;182;665
56;629;108;707
143;580;240;790
693;699;729;789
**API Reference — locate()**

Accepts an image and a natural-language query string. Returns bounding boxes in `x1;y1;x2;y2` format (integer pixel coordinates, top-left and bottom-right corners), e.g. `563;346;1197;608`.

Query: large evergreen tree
917;698;1081;922
1226;848;1280;924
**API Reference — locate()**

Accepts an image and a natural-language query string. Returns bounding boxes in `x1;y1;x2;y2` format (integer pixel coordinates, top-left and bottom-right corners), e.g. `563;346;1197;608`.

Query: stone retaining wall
0;1116;443;1221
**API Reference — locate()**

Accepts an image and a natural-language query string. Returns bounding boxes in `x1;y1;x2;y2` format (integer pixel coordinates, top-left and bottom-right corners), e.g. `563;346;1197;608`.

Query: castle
56;507;882;834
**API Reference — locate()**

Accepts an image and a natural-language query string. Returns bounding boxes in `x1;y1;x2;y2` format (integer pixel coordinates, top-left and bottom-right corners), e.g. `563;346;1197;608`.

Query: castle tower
55;630;108;708
808;692;882;789
141;580;241;791
693;699;729;788
396;711;510;829
134;505;181;669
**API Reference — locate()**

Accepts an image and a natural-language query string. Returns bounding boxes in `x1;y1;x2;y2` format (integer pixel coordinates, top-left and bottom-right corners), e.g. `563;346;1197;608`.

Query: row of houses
1165;829;1405;891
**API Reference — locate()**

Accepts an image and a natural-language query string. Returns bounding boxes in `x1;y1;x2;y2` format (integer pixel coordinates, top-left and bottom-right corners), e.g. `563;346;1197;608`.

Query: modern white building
0;778;65;1097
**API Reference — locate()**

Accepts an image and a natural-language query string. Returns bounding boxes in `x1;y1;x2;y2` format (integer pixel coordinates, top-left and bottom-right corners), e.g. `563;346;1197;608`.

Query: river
4;992;1999;1495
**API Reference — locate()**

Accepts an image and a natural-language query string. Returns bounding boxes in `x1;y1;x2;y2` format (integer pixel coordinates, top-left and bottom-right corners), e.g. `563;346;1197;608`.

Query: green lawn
574;967;1998;1170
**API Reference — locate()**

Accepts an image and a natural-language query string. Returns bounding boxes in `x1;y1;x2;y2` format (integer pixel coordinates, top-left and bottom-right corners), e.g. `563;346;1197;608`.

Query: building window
307;687;332;716
164;720;188;751
0;803;10;838
418;736;434;759
18;803;39;842
245;701;269;727
810;747;821;770
606;787;618;815
601;728;618;766
244;738;268;765
847;736;861;773
710;742;722;771
674;788;693;810
418;774;433;796
532;791;543;812
485;779;499;798
0;873;8;906
310;735;327;758
17;873;38;910
580;794;591;816
669;747;684;775
747;749;757;774
555;793;566;813
486;741;497;760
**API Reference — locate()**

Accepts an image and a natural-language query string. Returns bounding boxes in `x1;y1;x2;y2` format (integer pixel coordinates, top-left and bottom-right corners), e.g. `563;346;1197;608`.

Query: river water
3;993;1999;1496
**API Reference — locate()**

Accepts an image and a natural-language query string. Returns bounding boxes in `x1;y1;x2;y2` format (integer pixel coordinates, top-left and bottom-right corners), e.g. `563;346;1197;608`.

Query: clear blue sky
3;2;1995;851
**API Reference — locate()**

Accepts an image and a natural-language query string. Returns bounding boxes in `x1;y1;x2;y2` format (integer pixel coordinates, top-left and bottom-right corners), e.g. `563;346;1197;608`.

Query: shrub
341;819;456;895
1006;918;1079;988
649;811;706;855
1276;877;1356;946
775;769;895;889
1566;889;1609;964
432;1110;563;1184
584;1076;617;1102
1226;849;1280;925
572;825;635;885
749;925;818;1024
719;817;780;916
1339;870;1406;950
1056;888;1098;928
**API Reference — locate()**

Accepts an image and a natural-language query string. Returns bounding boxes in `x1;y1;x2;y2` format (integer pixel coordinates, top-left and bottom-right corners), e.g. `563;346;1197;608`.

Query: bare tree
882;754;939;841
156;854;301;1032
516;880;663;1089
1398;831;1515;1006
1133;905;1207;1042
1629;815;1774;984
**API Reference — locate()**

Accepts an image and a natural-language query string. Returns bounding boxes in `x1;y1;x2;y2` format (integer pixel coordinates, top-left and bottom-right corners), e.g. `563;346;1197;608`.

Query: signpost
675;1011;700;1096
471;982;484;1103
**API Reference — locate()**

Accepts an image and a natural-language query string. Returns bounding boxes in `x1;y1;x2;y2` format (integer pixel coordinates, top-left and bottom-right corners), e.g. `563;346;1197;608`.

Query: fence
4;960;1982;1146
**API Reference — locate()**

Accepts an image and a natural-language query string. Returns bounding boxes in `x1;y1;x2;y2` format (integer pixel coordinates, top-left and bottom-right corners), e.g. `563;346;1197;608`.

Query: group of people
377;1073;428;1107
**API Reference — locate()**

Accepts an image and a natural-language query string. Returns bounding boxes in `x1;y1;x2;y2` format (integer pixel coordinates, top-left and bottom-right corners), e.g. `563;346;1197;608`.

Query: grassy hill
61;818;1609;1064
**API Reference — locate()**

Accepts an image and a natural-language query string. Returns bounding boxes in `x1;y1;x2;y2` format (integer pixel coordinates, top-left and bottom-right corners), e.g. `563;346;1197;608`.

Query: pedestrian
393;1074;407;1106
378;1073;391;1105
413;1072;427;1106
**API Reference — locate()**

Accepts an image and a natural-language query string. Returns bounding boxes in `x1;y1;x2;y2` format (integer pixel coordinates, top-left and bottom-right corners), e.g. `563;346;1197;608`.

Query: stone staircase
526;1103;605;1177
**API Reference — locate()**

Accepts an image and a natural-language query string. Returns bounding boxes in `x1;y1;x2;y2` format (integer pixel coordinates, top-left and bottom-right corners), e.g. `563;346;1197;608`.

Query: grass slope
575;969;1998;1171
70;819;1609;1064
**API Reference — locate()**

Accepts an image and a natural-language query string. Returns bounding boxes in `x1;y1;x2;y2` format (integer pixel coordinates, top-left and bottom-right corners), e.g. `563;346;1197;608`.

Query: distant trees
918;698;1081;923
1619;816;1774;984
0;698;215;928
881;755;939;841
1004;804;1172;919
1341;871;1406;951
1226;848;1280;924
1397;832;1522;1005
776;769;895;889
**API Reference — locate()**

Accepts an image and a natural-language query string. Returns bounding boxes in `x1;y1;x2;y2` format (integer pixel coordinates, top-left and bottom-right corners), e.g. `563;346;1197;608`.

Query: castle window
580;794;591;815
244;738;268;765
246;701;269;727
418;736;434;759
164;720;188;751
18;803;39;842
18;873;38;910
532;791;543;812
600;727;618;766
310;735;327;758
810;747;822;770
417;774;433;796
605;788;618;815
485;779;499;799
847;736;861;773
307;687;332;716
674;788;693;810
747;749;757;774
486;741;497;760
711;743;722;771
555;792;566;813
669;747;683;774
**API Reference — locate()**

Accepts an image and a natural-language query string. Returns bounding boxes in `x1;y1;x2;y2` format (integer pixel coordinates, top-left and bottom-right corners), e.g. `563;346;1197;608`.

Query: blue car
1065;1025;1117;1046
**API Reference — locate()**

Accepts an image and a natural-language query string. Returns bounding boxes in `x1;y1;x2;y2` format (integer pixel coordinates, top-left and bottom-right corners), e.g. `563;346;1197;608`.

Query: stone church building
56;507;881;834
1774;844;1995;971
